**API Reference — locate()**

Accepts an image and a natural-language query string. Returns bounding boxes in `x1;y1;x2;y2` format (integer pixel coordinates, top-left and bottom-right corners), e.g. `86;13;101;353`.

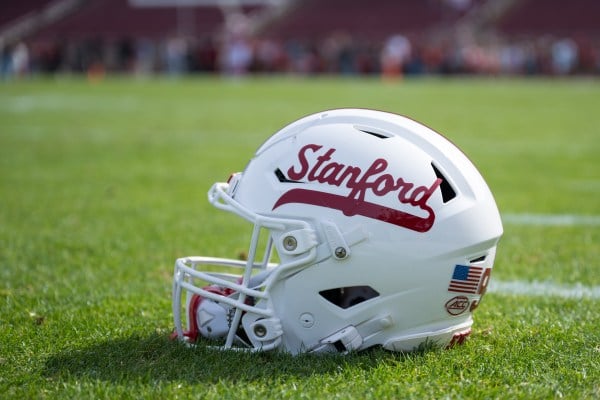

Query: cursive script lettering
283;144;441;220
273;144;441;232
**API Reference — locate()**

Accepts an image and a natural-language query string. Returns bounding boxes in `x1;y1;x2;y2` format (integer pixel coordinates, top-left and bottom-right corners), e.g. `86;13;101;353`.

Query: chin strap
180;294;203;342
171;278;262;343
170;285;233;342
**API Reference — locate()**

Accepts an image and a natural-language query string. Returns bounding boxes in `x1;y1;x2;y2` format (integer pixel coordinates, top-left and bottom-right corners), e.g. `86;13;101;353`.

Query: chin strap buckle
170;285;233;343
312;326;363;354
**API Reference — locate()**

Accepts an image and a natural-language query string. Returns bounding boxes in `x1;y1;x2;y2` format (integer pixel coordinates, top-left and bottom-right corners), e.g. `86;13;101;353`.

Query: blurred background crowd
1;0;599;79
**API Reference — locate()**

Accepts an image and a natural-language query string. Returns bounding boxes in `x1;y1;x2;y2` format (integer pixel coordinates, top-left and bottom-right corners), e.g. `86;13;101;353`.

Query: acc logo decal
445;296;470;316
272;144;441;232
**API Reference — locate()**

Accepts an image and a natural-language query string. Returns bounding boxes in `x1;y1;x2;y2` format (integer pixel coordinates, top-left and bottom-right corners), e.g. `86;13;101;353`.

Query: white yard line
491;213;599;299
502;213;600;226
489;280;600;299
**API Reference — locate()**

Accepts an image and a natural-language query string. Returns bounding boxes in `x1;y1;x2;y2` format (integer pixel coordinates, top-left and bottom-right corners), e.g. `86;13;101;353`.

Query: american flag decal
448;265;484;294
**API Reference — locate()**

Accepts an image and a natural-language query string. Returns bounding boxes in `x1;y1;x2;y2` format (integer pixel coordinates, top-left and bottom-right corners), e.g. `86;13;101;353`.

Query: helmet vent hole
470;255;487;264
274;168;301;183
356;126;392;139
431;162;457;203
319;286;379;309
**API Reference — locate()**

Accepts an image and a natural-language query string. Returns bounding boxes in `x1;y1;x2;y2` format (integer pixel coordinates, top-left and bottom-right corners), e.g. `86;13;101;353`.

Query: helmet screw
283;236;297;251
334;247;347;259
253;323;267;338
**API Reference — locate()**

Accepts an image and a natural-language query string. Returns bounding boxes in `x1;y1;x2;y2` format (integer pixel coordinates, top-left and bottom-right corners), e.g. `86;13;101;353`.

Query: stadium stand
259;0;449;41
494;0;600;74
32;0;224;39
497;0;600;38
0;0;56;28
1;0;599;77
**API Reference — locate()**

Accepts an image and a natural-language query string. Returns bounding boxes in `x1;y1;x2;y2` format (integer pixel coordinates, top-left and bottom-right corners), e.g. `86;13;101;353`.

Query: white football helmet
172;109;502;354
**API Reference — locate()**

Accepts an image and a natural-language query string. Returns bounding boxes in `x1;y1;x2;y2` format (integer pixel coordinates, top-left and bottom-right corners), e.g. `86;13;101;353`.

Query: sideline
489;280;600;299
502;213;600;226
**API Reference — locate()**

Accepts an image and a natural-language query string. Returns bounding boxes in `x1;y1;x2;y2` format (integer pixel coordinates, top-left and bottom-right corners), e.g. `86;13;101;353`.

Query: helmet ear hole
319;286;380;309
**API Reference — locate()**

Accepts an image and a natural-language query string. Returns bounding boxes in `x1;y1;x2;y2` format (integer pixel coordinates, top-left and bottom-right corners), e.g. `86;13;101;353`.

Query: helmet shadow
42;333;429;383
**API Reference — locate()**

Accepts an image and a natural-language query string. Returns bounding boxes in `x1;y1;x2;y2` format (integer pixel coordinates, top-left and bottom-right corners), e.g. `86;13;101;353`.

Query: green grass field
1;76;599;399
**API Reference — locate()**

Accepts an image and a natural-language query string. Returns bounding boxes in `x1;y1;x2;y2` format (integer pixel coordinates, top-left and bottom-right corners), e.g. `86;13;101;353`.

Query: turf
0;76;598;399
